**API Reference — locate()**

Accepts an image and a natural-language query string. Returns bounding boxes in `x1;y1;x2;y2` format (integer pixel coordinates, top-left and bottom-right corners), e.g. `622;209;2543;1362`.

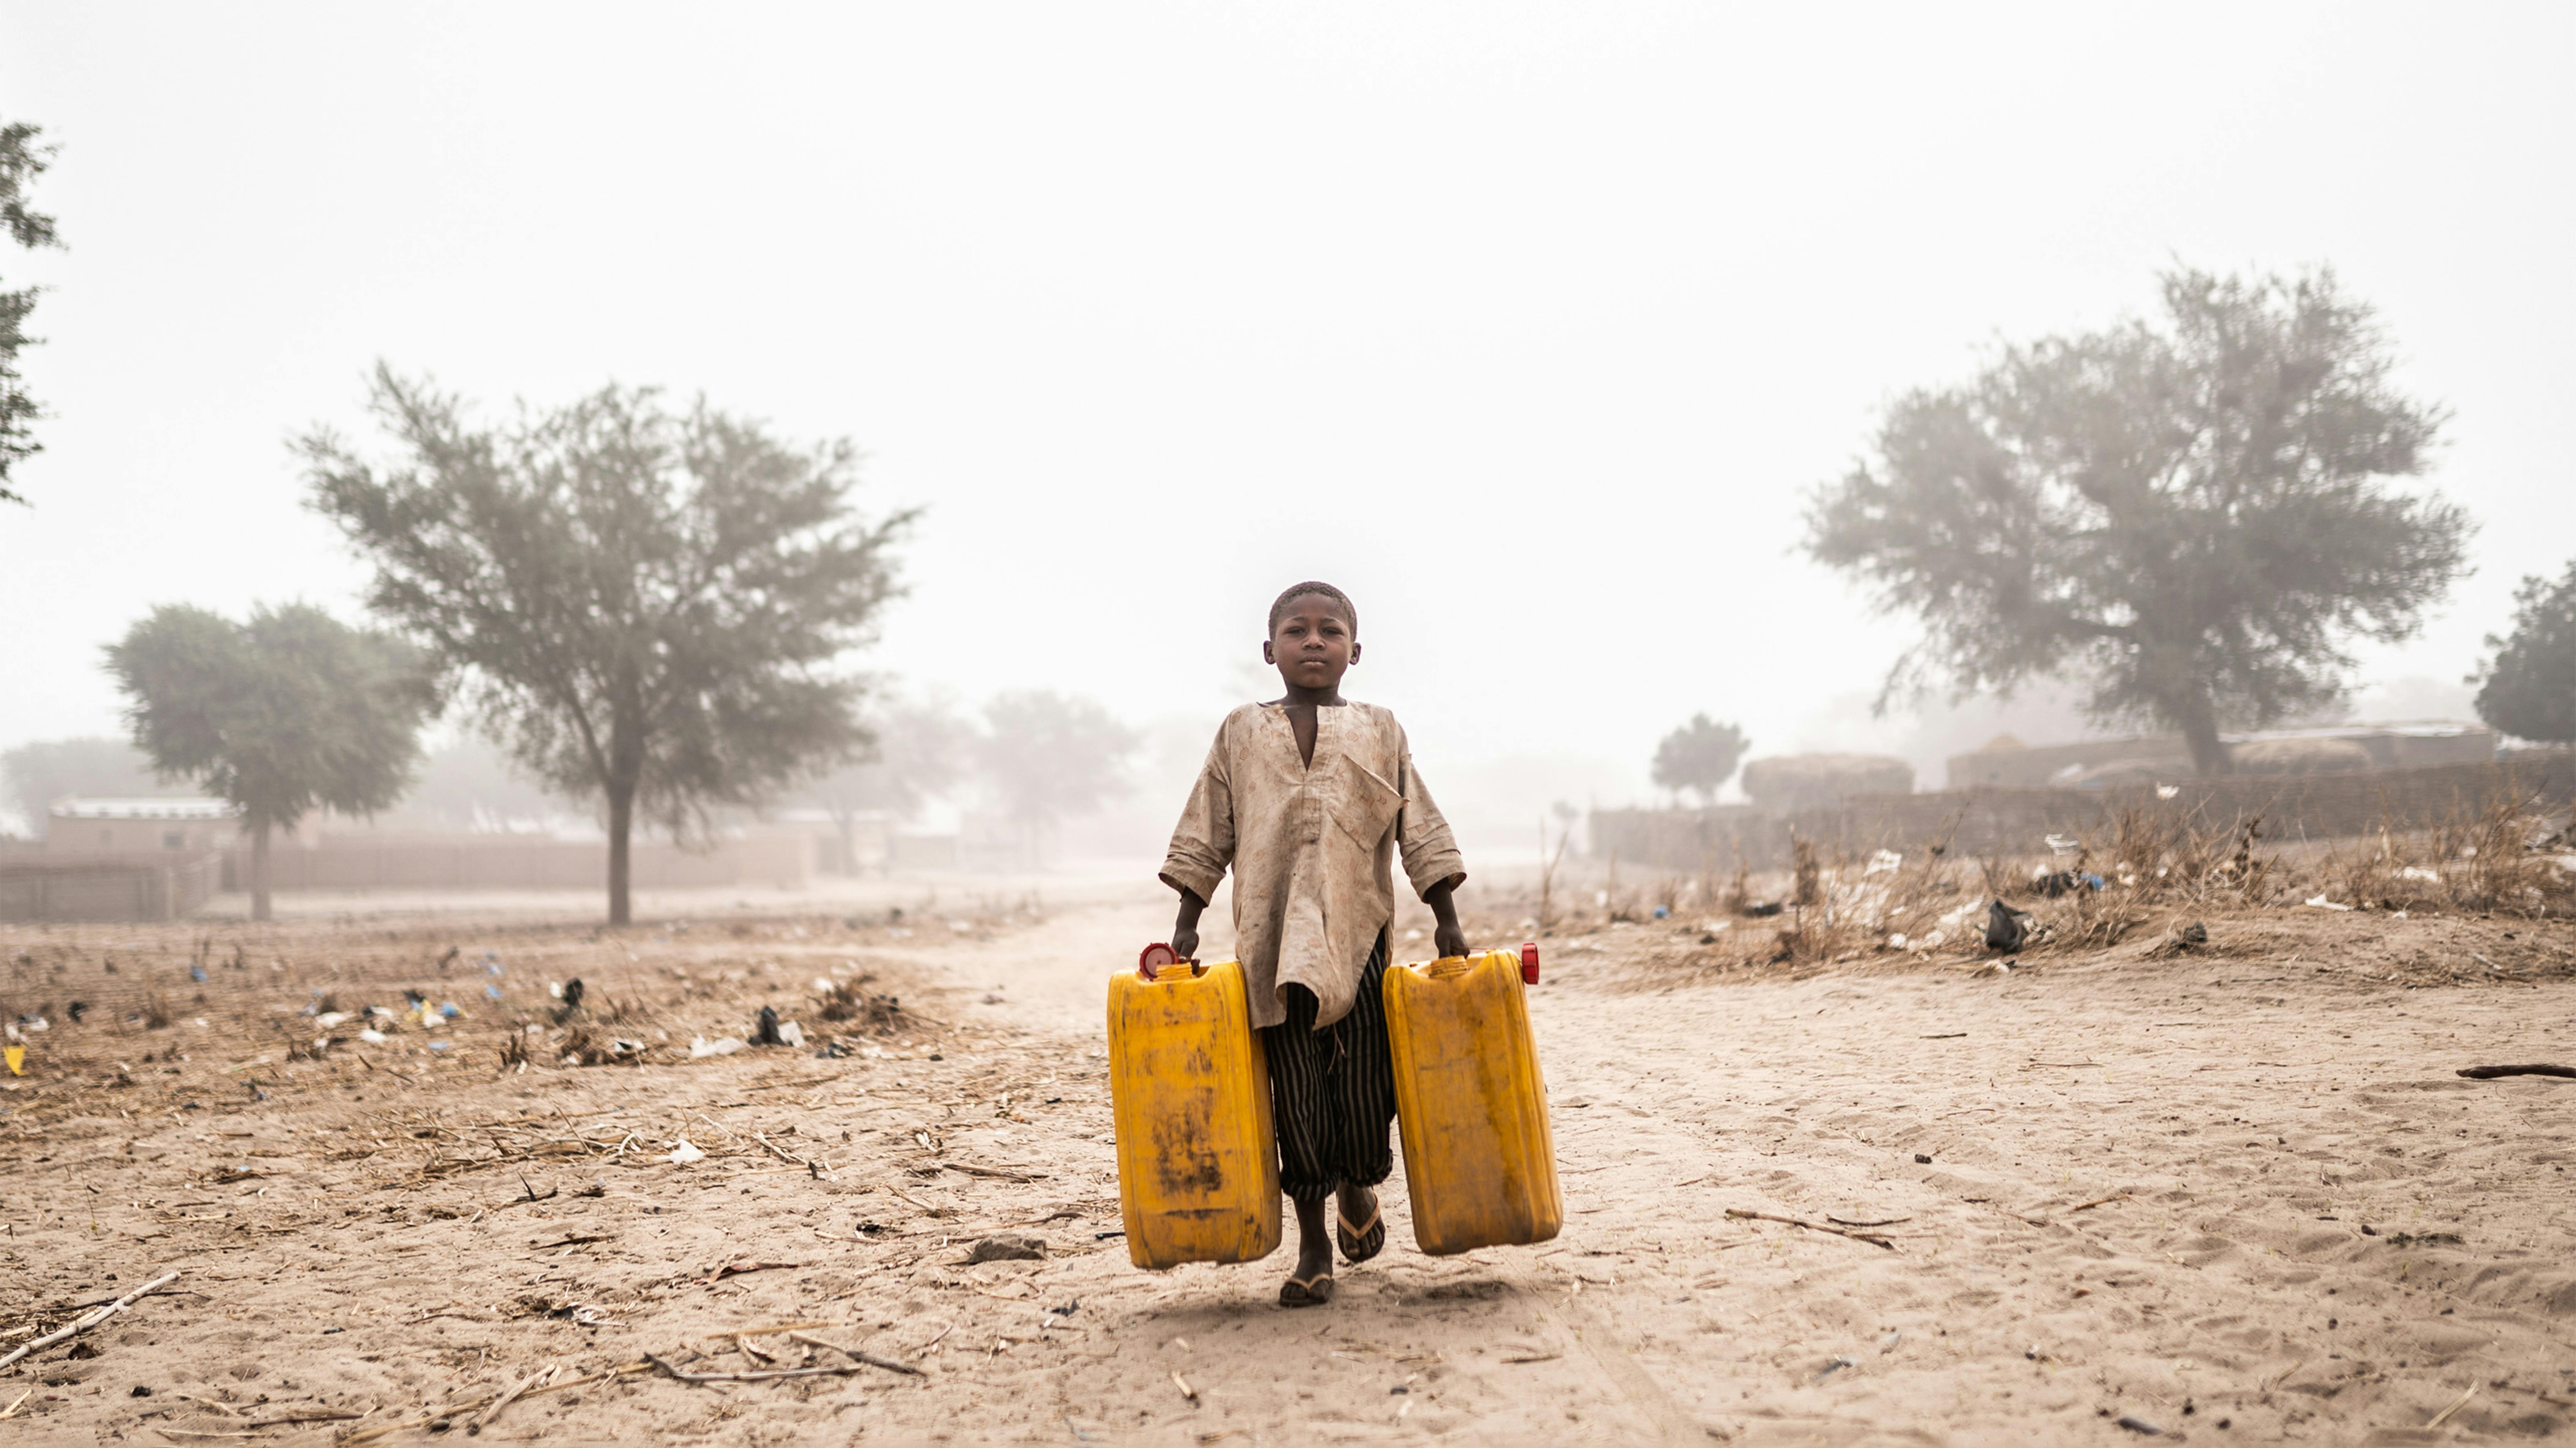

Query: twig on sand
0;1389;31;1420
2457;1064;2575;1080
2426;1382;2479;1428
2261;1356;2308;1392
938;1161;1046;1182
2070;1193;2134;1212
1724;1209;1895;1250
471;1362;556;1434
645;1352;878;1384
1825;1215;1912;1229
0;1270;179;1370
786;1330;927;1377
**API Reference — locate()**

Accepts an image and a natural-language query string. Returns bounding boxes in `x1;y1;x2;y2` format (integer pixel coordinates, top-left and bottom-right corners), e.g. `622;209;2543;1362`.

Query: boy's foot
1278;1271;1335;1307
1284;1193;1335;1307
1335;1185;1385;1264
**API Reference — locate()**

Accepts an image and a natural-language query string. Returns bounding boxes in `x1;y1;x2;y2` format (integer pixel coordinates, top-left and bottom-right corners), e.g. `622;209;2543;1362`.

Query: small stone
965;1234;1046;1263
1914;1154;1933;1165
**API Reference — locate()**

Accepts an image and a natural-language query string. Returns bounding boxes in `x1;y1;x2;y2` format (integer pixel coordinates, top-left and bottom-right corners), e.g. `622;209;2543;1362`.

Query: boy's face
1264;594;1359;693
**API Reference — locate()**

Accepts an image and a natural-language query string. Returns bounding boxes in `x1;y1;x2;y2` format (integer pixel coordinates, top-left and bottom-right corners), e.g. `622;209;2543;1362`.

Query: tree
793;693;972;872
2472;559;2576;745
1650;714;1750;806
0;737;183;837
978;690;1137;865
104;603;434;921
2;118;64;505
302;366;913;924
1806;266;2470;776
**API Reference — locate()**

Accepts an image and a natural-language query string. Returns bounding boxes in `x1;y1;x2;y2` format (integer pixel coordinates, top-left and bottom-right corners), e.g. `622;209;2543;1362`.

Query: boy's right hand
1171;925;1198;962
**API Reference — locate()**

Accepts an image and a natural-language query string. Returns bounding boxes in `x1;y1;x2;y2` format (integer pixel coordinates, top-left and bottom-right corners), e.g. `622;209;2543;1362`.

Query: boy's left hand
1433;920;1470;960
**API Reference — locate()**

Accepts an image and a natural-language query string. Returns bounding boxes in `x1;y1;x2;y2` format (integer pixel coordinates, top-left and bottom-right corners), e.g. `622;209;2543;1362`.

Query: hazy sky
5;3;2570;808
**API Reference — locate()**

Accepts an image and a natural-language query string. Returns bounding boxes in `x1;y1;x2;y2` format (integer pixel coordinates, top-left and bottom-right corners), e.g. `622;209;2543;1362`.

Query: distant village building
1737;754;1914;816
1945;722;2495;790
44;797;239;853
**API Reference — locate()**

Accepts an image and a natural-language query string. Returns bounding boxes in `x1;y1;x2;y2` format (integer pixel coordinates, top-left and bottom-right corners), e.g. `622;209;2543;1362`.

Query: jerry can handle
1138;942;1179;981
1521;941;1540;985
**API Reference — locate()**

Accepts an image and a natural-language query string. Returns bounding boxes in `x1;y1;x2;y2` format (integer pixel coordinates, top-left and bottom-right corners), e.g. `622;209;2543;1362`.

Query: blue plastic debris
484;984;503;1001
427;1041;449;1051
1652;905;1670;919
438;1002;462;1019
190;965;208;983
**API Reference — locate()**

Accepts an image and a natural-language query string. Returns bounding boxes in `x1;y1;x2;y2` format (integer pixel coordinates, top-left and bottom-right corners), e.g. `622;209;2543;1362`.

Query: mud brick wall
0;853;221;922
1591;754;2576;874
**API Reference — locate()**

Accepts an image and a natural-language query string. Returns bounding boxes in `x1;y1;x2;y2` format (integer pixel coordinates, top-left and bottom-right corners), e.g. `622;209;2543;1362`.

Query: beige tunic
1160;700;1467;1031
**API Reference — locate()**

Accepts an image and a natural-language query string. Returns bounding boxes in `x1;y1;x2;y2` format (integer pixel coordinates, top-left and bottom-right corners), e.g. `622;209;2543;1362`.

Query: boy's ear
1262;640;1276;664
1349;641;1362;665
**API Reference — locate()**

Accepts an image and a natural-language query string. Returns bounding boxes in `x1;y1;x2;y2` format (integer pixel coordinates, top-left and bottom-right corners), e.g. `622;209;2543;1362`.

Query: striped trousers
1261;931;1396;1204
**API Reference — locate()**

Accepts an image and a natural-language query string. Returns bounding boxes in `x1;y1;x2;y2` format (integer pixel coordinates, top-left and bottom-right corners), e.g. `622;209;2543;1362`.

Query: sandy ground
4;881;2574;1446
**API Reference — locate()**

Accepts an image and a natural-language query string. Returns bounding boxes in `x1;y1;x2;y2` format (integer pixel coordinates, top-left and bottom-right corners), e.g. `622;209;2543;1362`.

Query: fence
1590;754;2576;874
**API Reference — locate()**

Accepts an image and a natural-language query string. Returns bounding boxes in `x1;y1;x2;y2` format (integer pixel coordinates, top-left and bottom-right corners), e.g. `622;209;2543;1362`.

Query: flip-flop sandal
1279;1271;1335;1308
1336;1188;1386;1265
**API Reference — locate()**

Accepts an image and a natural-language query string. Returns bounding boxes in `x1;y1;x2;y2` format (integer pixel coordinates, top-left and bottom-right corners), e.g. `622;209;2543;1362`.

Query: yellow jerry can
1383;944;1562;1256
1107;945;1282;1270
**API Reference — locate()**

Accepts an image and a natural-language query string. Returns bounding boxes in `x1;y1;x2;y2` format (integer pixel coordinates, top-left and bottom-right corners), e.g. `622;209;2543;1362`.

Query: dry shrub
141;989;172;1030
497;1028;531;1072
817;976;914;1034
1791;838;1822;908
557;1022;647;1066
2324;783;2575;918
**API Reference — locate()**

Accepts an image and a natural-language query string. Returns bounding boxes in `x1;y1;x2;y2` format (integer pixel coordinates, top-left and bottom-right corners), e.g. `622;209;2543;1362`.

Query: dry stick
2457;1064;2576;1080
2069;1193;2133;1212
1825;1215;1912;1229
786;1330;929;1377
339;1364;648;1447
940;1161;1044;1182
1724;1209;1896;1250
2426;1382;2479;1428
0;1389;29;1420
646;1352;874;1384
0;1270;179;1370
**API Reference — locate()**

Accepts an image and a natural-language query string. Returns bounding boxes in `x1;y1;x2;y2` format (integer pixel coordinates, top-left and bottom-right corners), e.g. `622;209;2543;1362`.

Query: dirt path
3;896;2572;1445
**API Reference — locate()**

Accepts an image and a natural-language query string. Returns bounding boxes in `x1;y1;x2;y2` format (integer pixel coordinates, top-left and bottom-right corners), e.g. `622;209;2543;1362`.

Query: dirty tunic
1159;700;1466;1031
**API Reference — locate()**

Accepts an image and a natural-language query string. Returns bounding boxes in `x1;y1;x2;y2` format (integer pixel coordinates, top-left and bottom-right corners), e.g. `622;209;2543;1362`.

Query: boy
1160;581;1470;1307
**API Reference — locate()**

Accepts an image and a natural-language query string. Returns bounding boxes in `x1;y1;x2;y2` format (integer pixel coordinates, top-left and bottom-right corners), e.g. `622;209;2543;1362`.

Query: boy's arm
1396;742;1471;958
1159;730;1235;962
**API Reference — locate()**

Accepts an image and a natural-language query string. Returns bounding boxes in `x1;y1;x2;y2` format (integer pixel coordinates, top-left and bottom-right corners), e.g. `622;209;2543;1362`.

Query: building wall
1946;726;2497;790
219;831;814;893
0;854;221;922
43;815;237;854
1594;754;2576;874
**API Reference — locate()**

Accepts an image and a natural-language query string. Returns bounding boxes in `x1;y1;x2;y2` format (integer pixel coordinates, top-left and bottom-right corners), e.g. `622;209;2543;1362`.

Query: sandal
1336;1187;1386;1265
1279;1271;1335;1308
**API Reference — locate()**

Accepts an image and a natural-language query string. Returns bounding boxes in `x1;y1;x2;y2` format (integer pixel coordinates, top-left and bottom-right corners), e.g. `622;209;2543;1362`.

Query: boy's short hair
1268;581;1357;637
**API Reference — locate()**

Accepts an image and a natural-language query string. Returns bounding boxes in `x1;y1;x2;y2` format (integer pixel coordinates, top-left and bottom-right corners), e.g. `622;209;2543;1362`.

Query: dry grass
1468;778;2573;979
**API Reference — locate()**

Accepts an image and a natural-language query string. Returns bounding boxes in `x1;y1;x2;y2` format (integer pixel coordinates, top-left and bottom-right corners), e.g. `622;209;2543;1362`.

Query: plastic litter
484;985;504;1001
439;1002;463;1018
1865;850;1903;875
690;1036;746;1058
778;1021;805;1048
750;1006;785;1046
667;1139;705;1165
2303;894;2355;912
315;1011;350;1028
1984;900;2032;952
4;1046;22;1076
190;965;208;983
427;1040;449;1051
357;1029;386;1045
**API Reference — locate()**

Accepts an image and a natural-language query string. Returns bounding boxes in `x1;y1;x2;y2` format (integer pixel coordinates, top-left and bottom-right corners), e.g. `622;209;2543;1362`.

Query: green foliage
0;737;178;835
302;365;913;922
1806;265;2470;775
2472;559;2576;745
103;603;434;832
1650;714;1750;805
1;118;64;505
980;690;1137;827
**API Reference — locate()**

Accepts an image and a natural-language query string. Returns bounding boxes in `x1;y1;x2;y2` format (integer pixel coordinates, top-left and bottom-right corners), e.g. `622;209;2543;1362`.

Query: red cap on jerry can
1138;942;1179;981
1520;941;1540;985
